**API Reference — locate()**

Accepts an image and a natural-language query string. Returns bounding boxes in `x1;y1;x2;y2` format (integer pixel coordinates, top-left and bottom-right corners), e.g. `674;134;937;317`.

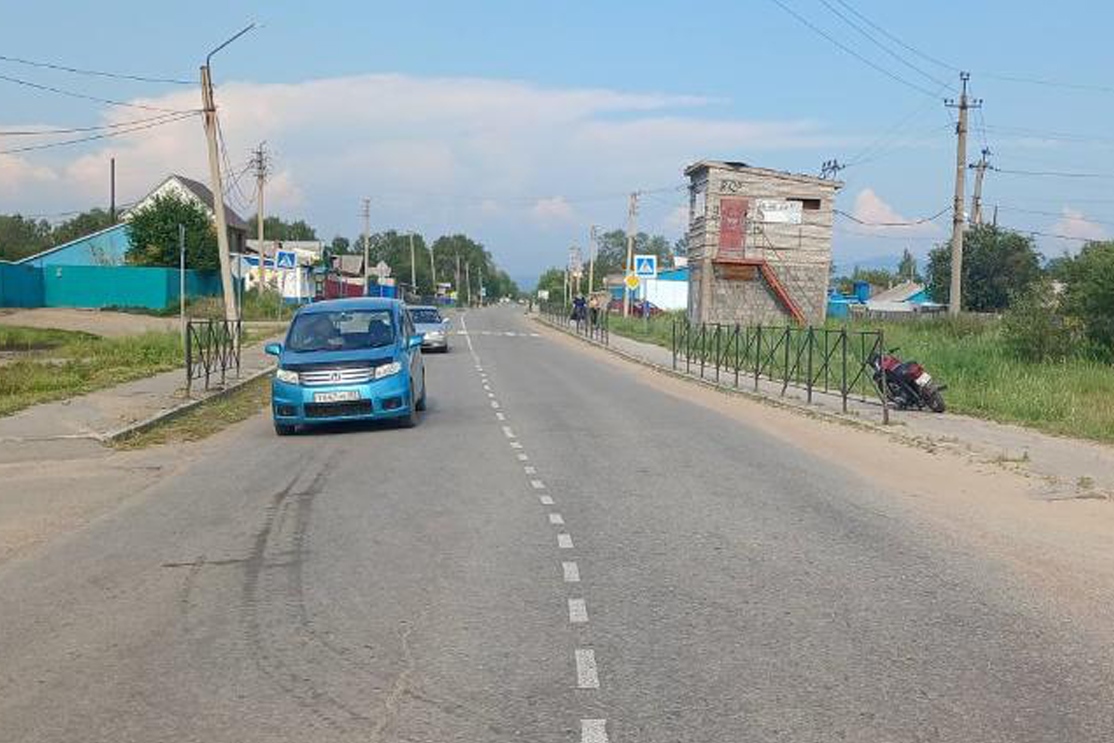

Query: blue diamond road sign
275;250;297;269
634;254;657;278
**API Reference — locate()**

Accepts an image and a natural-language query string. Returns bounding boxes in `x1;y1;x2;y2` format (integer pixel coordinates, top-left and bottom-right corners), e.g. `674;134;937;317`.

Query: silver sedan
407;305;451;352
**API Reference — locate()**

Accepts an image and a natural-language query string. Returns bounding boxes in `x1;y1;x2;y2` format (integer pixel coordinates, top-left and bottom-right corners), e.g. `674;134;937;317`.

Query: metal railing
186;318;242;395
672;320;889;422
541;303;610;345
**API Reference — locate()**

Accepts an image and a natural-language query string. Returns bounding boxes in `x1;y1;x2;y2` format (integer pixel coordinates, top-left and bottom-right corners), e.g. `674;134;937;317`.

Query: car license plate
313;390;360;403
915;373;932;387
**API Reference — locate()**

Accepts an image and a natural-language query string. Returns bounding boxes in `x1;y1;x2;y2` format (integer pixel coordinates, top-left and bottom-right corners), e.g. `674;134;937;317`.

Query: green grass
113;375;270;449
0;324;183;417
605;312;1114;443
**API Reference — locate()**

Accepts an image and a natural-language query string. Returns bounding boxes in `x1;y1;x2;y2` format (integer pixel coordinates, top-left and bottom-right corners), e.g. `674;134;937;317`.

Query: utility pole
478;263;484;306
408;232;417;296
428;241;437;299
109;158;116;223
252;142;268;293
945;72;981;316
455;253;461;306
819;158;846;180
969;147;991;227
464;262;472;306
623;191;640;316
588;225;597;296
200;24;254;322
361;198;371;294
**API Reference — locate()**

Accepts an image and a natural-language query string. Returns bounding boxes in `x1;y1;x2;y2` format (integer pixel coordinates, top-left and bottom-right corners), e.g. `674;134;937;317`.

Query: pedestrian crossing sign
276;250;297;269
634;254;657;278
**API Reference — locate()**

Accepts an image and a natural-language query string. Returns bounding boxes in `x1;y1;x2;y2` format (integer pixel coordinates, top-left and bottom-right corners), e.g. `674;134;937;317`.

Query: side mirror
408;334;424;349
264;342;283;356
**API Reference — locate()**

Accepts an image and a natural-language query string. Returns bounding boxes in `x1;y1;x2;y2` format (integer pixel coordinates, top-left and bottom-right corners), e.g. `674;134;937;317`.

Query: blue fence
0;264;224;310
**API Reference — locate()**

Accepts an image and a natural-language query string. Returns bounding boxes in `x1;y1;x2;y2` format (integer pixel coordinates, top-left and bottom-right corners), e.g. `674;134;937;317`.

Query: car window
410;308;442;324
286;309;395;352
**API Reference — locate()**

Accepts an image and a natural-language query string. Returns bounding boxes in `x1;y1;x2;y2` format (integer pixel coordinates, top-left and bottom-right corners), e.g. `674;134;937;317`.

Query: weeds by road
113;375;270;449
0;325;182;417
607;312;1114;443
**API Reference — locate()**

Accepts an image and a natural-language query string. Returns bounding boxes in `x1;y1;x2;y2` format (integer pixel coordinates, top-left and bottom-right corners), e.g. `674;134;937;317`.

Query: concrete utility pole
588;225;597;296
945;72;981;316
464;262;472;306
623;191;640;316
408;232;417;295
969;147;991;227
455;253;461;305
253;142;268;293
428;241;437;297
109;158;116;223
363;199;372;294
200;23;254;323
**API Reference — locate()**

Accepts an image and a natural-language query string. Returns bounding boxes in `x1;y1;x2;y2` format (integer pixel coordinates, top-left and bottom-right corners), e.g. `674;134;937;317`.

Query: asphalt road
1;305;1112;742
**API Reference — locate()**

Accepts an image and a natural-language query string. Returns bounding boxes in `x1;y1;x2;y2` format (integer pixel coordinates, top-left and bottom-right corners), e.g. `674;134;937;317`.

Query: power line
982;124;1114;145
834;206;951;227
994;205;1114;227
991;166;1114;179
0;71;195;113
766;0;941;97
0;112;199;137
0;53;192;85
815;0;949;88
978;72;1114;95
830;0;958;72
0;111;199;155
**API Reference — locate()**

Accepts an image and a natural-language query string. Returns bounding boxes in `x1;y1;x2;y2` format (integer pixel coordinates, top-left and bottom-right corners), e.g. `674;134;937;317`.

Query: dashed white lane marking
510;441;523;449
581;719;609;743
540;494;554;505
575;649;599;689
568;598;589;624
530;479;546;490
524;465;537;474
502;426;516;438
563;561;580;583
483;384;491;391
487;392;496;398
548;512;564;525
516;453;529;461
496;412;506;421
491;400;500;409
558;533;574;549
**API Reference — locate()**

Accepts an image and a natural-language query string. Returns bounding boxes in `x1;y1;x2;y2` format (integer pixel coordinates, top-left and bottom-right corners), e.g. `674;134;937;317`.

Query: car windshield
410;308;442;324
286;309;395;352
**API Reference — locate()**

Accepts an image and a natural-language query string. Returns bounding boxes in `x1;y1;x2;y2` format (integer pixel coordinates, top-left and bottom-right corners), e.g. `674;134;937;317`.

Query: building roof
334;254;365;276
869;280;924;303
684;159;842;190
15;222;129;265
133;174;249;232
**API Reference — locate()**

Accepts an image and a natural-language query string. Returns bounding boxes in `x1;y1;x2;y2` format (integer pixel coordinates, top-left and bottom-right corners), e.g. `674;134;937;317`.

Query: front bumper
271;372;411;425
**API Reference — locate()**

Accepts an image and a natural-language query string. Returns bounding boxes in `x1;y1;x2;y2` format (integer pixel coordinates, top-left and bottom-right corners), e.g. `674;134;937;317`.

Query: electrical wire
835;206;951;227
0;111;199;155
991;166;1114;180
978;72;1114;95
0;112;200;137
982;124;1114;145
830;0;957;72
994;205;1114;227
766;0;941;97
816;0;949;88
0;71;195;113
0;53;192;85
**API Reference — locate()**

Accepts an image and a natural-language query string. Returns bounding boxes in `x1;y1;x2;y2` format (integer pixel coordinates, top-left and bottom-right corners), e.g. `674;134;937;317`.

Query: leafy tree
0;215;52;261
535;268;567;304
126;193;218;269
1057;240;1114;356
851;267;895;289
897;248;921;283
593;229;675;279
50;209;114;247
1002;279;1080;362
330;235;351;255
248;215;318;241
926;226;1042;311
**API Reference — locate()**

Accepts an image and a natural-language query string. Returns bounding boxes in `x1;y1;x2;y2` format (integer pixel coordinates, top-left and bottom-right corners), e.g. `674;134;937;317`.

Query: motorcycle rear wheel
926;388;946;413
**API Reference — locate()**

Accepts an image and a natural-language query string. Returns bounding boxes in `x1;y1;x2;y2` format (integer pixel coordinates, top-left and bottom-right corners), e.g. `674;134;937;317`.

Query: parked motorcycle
867;347;947;413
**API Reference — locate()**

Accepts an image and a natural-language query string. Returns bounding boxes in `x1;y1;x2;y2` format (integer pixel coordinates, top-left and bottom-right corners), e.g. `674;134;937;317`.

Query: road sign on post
634;254;657;278
375;260;391;280
624;273;640;291
276;250;297;269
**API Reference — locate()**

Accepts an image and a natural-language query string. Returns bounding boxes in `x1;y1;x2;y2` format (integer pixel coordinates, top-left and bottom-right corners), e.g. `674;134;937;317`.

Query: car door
402;308;424;396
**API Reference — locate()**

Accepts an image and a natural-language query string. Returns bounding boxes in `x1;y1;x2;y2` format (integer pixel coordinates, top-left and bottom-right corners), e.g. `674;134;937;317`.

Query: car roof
406;305;439;311
298;297;401;315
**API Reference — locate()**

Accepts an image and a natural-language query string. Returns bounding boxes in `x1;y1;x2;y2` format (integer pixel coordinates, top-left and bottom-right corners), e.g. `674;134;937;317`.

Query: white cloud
1050;206;1107;242
530;196;574;223
850;188;941;237
0;154;58;198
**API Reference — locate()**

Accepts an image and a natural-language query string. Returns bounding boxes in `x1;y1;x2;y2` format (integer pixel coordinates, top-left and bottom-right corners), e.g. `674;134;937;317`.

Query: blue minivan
265;297;426;435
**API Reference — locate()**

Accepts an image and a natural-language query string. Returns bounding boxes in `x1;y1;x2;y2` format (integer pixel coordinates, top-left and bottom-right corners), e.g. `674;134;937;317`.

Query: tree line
0;210;116;262
533;229;683;300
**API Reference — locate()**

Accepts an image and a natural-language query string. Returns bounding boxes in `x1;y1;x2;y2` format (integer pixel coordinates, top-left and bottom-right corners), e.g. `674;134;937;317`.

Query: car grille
299;366;375;386
304;400;375;419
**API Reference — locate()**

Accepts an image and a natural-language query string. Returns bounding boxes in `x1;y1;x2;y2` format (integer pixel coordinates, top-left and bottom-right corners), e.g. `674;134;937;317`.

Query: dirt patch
0;308;177;338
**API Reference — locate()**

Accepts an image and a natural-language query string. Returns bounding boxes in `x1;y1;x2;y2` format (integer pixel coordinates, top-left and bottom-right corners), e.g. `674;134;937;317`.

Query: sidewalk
0;342;275;464
538;315;1114;501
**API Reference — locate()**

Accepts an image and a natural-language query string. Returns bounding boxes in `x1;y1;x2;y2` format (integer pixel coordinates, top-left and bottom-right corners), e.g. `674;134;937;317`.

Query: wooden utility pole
588;225;597;296
109;157;116;223
969;147;991;227
465;262;472;306
455;253;461;305
408;232;417;295
945;72;981;316
623;191;639;316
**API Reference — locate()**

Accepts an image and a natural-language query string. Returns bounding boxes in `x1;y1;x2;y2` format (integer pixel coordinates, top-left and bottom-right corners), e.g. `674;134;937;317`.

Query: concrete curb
101;364;275;444
531;314;897;439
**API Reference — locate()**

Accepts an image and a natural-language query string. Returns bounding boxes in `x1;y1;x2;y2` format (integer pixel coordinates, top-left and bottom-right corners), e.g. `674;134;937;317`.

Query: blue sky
3;1;1112;286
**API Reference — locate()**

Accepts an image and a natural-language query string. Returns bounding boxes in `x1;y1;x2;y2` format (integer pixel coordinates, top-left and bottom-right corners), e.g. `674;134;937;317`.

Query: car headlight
375;361;402;379
275;368;299;384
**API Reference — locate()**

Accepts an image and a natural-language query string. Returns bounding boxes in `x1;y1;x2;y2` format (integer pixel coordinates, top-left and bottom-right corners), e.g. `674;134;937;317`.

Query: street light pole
200;23;255;322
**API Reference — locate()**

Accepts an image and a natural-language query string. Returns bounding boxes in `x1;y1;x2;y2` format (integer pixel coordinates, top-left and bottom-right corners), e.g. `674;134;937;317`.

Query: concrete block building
685;160;841;326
